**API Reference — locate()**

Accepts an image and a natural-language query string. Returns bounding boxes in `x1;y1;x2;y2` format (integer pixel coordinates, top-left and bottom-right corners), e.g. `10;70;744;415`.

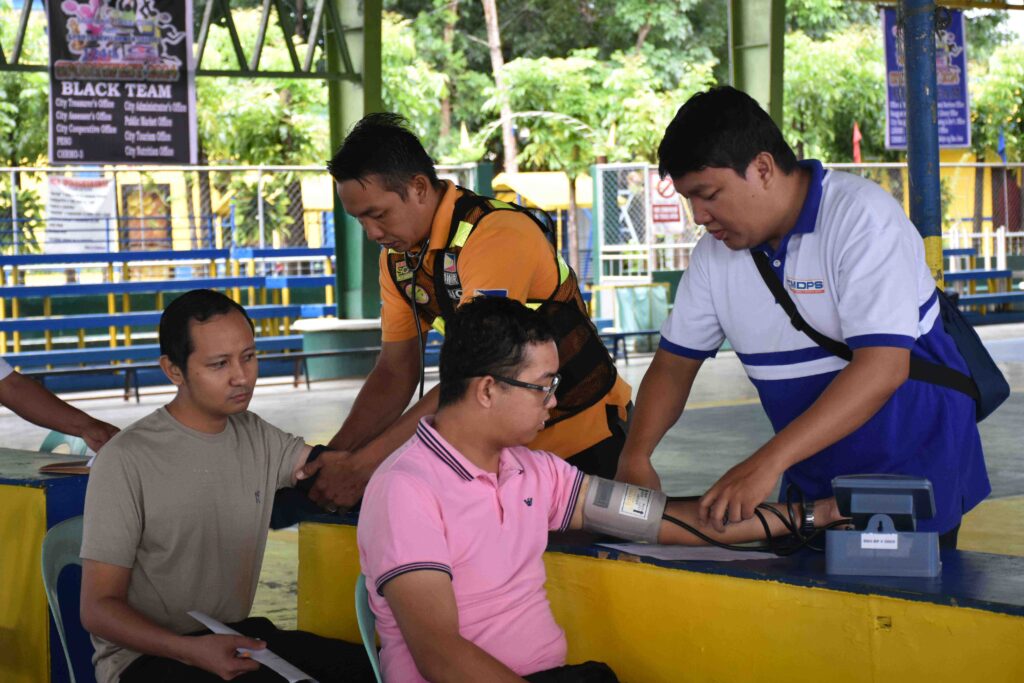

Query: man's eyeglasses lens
491;373;561;403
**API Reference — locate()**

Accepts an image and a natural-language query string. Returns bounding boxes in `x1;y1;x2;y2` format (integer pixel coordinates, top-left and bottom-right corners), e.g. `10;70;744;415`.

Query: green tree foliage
785;0;876;39
382;11;449;144
600;54;715;163
971;43;1024;161
0;2;49;166
783;9;1015;163
784;27;890;162
0;2;48;251
192;10;331;245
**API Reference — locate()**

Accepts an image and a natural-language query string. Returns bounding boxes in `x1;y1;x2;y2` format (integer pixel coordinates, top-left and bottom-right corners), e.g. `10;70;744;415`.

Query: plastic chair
39;430;89;456
41;515;85;683
355;574;383;683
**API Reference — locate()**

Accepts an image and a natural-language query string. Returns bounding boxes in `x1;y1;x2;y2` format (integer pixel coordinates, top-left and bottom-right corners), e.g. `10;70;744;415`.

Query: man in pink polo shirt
357;297;841;682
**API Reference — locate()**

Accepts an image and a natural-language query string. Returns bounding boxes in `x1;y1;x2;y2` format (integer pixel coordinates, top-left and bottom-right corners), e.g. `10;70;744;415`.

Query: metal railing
593;161;1024;285
1;163;485;257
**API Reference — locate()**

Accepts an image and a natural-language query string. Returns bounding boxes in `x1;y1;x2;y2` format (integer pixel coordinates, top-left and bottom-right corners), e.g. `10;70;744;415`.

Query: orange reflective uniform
379;182;632;459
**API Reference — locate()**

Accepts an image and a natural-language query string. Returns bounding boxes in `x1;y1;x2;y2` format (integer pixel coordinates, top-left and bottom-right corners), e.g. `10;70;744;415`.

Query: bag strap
750;250;979;400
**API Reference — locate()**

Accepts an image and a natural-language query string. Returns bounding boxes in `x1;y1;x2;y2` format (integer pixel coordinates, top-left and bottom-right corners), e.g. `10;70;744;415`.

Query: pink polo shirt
357;417;585;682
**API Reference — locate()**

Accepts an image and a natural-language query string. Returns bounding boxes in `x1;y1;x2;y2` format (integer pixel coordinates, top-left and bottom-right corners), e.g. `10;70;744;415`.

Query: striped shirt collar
415;417;525;482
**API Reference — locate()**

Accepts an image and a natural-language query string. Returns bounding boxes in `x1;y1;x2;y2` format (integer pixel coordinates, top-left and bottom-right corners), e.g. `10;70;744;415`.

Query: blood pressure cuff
581;477;667;544
270;445;329;529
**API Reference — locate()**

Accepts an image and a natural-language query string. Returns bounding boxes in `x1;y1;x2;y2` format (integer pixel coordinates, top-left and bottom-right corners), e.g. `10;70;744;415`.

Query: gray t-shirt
80;406;305;683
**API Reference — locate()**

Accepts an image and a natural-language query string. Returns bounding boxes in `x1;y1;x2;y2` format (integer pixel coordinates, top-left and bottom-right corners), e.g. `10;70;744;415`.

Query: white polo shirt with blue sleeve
0;356;13;382
660;160;989;534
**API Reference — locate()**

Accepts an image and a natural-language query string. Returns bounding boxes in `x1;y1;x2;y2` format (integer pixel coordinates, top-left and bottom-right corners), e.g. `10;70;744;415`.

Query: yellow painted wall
544;551;1024;683
0;486;50;683
297;522;1024;683
297;522;362;643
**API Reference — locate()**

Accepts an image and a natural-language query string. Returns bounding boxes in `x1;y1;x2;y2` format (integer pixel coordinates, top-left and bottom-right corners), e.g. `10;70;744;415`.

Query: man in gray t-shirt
80;290;373;683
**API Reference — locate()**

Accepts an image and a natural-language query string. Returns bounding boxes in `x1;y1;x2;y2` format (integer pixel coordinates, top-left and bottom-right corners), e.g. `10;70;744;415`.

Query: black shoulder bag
750;250;1008;422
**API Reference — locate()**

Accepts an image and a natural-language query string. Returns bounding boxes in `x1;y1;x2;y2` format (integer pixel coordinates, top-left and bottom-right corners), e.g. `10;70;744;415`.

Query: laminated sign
883;7;971;150
47;0;198;164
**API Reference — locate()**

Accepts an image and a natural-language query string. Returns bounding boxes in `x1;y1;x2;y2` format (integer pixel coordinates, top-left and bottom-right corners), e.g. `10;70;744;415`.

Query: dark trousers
526;661;619;682
119;617;375;683
567;404;631;479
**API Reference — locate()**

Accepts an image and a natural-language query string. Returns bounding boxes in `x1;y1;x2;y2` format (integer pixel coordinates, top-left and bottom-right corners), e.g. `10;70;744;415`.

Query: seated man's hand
614;454;662;490
80;419;119;452
182;633;264;680
297;449;372;511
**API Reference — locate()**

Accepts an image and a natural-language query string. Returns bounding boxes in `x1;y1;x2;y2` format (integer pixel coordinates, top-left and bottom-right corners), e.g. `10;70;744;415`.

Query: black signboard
47;0;197;164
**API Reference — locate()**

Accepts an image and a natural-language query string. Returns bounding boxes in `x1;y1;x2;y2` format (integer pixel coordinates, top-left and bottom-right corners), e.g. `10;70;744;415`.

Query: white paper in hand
188;611;318;683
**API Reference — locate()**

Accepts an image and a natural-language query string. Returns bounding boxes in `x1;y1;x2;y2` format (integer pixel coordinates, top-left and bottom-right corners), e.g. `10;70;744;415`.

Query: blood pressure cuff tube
295;444;329;494
581;477;667;544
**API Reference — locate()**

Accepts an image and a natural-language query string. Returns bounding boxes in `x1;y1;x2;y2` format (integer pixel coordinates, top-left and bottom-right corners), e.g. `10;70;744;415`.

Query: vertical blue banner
883;8;971;150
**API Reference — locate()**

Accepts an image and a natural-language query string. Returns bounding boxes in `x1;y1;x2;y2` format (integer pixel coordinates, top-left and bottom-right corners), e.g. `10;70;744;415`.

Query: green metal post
329;0;382;319
473;162;495;196
728;0;785;126
590;164;603;299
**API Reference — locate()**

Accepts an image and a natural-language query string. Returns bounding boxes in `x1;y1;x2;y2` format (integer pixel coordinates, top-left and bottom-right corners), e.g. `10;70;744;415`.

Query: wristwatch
801;499;816;536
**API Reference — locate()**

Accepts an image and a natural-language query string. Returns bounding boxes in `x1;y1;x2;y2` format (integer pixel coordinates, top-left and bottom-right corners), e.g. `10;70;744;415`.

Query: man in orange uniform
303;113;632;510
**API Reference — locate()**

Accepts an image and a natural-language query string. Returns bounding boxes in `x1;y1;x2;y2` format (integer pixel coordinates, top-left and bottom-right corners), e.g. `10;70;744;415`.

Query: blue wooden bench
18;344;380;401
232;247;335;259
7;335;329;401
0;304;337;333
0;249;230;267
956;291;1024;308
943;248;977;257
944;268;1013;296
4;335;302;369
265;275;335;289
944;268;1012;283
0;277;266;298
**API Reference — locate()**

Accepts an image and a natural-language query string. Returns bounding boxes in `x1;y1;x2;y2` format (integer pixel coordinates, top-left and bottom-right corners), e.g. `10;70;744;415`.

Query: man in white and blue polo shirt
615;86;989;547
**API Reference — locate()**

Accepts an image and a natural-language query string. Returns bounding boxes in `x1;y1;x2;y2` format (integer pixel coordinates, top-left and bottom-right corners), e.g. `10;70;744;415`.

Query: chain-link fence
593;162;1024;284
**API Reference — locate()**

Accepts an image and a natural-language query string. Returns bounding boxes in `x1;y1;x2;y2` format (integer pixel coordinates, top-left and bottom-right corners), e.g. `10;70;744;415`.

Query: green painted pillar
590;164;603;289
728;0;785;126
329;0;382;319
473;162;495;196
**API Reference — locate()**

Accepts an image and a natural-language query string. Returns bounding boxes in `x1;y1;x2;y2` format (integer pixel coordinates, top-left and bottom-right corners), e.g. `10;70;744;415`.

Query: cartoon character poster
47;0;197;164
883;7;970;150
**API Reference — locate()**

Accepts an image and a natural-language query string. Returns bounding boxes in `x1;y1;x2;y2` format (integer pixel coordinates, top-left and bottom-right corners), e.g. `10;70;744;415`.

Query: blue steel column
902;0;944;287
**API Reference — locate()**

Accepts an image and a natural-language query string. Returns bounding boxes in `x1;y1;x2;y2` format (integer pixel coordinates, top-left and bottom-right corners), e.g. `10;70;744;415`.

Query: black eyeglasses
488;373;561;405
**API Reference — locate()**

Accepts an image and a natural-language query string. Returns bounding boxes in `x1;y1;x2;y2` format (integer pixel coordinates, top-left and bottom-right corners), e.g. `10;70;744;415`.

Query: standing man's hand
698;454;783;532
79;419;120;452
182;634;265;680
296;449;373;511
614;455;662;491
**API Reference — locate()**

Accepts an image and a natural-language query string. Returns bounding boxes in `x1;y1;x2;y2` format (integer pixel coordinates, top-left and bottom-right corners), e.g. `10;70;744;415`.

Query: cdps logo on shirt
786;277;825;294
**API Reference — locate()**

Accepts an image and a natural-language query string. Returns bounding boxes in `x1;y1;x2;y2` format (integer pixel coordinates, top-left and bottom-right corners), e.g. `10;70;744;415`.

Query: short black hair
326;112;441;199
658;86;798;179
159;289;254;371
438;297;556;408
